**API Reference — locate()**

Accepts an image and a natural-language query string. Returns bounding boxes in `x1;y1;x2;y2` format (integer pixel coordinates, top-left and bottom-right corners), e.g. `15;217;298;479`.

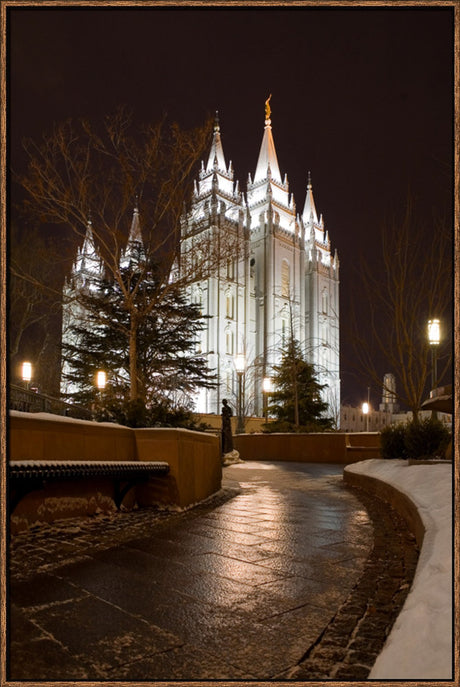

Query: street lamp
427;319;440;391
262;376;272;423
95;370;107;419
22;361;32;389
362;402;369;432
234;354;246;434
96;370;107;391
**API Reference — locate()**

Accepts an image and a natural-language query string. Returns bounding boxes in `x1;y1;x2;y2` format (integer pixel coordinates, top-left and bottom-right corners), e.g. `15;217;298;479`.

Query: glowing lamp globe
428;319;441;346
96;370;107;390
234;354;246;374
262;377;272;393
22;361;32;383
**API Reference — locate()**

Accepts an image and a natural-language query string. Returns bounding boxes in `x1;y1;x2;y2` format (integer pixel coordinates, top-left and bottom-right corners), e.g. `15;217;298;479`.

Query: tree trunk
129;314;138;402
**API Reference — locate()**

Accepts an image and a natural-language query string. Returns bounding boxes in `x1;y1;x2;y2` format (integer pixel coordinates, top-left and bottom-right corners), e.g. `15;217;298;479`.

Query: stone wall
134;427;222;508
233;432;381;463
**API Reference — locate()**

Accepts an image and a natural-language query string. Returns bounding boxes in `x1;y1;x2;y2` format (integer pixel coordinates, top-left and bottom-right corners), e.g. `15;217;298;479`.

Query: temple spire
127;196;142;245
121;199;143;267
254;96;281;183
302;171;318;225
206;110;226;173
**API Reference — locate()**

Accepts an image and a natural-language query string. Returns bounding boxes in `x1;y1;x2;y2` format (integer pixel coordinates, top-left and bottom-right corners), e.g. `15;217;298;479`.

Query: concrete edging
343;466;426;547
343;459;453;680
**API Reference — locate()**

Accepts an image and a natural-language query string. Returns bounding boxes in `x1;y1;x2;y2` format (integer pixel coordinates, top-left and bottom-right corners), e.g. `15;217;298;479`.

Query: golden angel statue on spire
265;94;272;120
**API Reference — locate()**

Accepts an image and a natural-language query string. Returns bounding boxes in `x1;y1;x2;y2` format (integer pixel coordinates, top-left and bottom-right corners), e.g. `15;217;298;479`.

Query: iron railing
9;384;93;420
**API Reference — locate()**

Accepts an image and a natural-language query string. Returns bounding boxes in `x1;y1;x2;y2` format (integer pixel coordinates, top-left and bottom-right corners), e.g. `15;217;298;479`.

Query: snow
344;459;453;680
222;449;243;466
10;409;126;428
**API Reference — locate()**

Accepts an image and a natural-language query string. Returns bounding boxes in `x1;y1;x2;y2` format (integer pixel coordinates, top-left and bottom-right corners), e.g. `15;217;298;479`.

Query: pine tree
265;336;333;432
63;241;215;425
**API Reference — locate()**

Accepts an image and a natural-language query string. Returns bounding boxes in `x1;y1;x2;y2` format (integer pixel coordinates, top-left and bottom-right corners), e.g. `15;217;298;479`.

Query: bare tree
15;108;240;402
350;199;452;420
9;222;70;392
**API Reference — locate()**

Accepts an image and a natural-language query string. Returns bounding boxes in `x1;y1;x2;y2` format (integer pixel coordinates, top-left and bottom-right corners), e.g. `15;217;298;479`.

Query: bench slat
8;460;170;512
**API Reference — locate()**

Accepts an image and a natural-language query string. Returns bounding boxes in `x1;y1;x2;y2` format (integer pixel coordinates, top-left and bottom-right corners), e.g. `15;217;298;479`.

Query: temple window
281;259;290;298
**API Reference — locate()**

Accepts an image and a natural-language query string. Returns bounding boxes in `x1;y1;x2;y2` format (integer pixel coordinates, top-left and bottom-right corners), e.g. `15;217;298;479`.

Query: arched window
281;260;290;298
226;328;234;355
226;290;234;319
281;318;287;345
322;289;328;314
226;258;235;280
192;286;203;315
226;370;232;393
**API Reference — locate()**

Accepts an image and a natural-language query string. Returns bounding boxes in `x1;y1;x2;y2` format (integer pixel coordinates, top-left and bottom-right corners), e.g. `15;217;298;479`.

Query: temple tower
180;114;248;413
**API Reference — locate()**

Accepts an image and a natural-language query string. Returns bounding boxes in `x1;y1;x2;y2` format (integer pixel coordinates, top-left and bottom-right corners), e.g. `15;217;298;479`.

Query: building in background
340;374;452;432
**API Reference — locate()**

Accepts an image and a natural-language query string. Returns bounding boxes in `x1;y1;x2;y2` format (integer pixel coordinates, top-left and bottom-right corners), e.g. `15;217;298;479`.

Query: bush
96;397;212;431
404;417;451;460
381;423;408;459
381;418;451;460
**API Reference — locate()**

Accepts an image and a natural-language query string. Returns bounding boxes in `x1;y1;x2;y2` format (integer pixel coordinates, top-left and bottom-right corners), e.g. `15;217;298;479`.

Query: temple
62;103;340;420
180;105;340;417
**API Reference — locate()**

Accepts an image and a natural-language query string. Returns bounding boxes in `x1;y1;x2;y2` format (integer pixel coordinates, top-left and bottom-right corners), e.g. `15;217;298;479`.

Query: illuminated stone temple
180;100;340;417
62;101;340;420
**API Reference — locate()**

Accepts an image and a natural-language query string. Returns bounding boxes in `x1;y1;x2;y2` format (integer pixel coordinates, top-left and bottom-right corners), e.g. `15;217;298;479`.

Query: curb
343;468;425;546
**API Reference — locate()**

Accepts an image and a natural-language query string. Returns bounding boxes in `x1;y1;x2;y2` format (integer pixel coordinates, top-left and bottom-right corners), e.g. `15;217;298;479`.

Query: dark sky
7;4;455;406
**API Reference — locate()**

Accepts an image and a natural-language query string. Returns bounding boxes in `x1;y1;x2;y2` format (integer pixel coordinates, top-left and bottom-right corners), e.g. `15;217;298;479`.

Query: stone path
8;461;419;681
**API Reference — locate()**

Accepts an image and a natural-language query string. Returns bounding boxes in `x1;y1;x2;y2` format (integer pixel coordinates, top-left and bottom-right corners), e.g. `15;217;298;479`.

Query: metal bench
9;460;170;512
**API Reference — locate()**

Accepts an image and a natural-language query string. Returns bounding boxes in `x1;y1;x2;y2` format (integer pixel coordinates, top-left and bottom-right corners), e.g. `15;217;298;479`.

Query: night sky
7;4;455;406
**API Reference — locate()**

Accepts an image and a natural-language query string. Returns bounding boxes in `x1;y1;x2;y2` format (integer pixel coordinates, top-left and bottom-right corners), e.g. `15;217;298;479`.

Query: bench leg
9;479;46;514
113;477;148;510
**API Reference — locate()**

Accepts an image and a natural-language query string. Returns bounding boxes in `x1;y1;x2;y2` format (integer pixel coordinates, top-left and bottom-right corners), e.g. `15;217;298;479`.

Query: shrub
381;423;408;459
404;417;451;460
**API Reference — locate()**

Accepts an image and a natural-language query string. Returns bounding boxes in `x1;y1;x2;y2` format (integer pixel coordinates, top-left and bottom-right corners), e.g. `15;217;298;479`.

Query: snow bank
345;459;453;680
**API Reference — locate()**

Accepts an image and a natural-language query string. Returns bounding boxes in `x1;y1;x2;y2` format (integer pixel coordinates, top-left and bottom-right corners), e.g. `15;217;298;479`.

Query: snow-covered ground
344;459;453;680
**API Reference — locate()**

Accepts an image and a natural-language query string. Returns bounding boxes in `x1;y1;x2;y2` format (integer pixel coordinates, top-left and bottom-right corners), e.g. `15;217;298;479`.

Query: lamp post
95;370;106;418
428;319;440;419
234;354;246;434
427;319;440;391
22;361;32;390
262;376;272;423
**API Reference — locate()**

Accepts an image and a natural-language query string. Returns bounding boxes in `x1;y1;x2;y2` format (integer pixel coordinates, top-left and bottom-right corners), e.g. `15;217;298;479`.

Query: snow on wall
345;459;453;680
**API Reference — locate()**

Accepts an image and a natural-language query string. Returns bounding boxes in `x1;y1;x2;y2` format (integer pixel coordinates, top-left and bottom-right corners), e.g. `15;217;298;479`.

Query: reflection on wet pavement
9;461;374;681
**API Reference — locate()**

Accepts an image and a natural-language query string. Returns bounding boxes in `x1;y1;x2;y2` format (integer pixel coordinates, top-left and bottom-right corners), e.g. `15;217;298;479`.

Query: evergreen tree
63;241;215;424
265;336;333;432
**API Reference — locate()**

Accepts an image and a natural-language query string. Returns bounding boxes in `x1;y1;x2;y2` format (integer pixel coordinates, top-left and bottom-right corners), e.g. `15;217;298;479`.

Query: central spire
254;96;281;184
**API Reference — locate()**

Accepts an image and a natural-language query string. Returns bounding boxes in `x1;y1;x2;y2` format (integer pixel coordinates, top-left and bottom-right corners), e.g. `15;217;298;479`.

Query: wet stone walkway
9;461;419;681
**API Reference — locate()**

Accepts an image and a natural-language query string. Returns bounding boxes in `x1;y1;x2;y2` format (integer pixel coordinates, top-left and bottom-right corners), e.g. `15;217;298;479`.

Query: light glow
234;354;246;374
22;361;32;382
262;377;273;393
362;402;369;415
96;370;107;390
428;319;441;345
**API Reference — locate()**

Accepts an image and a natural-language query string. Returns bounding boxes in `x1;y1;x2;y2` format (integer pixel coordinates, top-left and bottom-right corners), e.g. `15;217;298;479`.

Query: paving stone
9;638;91;680
294;482;419;679
8;461;419;681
